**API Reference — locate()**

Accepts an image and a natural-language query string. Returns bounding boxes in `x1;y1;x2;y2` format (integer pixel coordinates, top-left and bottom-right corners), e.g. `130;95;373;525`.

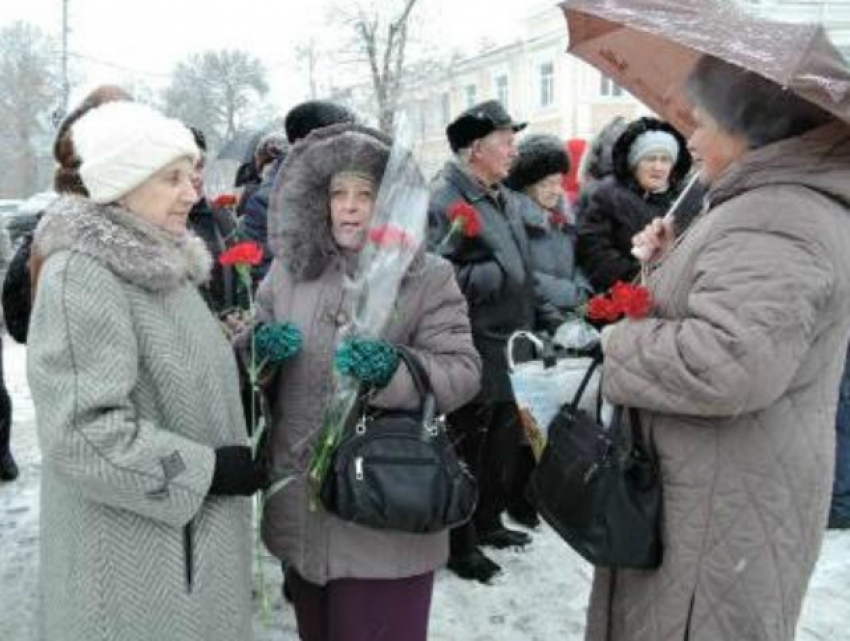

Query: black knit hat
284;100;357;144
446;100;526;153
505;134;571;191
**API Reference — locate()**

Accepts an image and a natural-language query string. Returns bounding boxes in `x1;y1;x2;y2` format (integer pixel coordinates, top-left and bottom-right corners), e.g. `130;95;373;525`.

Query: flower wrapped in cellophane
306;120;430;501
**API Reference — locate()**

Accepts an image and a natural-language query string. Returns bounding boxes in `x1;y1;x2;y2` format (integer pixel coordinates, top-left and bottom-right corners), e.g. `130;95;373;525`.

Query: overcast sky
0;0;549;110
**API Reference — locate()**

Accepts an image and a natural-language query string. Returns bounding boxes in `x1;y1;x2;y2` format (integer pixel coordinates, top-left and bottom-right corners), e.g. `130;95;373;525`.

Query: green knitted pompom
335;338;399;388
255;322;303;364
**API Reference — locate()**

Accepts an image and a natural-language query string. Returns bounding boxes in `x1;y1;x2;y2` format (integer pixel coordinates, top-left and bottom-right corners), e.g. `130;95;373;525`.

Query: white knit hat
627;130;679;169
73;102;199;203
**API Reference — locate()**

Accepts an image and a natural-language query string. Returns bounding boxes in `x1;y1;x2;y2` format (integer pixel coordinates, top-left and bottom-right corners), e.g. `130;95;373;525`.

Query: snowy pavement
1;338;848;640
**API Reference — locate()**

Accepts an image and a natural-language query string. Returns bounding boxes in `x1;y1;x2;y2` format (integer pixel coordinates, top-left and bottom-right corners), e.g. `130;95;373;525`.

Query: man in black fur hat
428;100;562;583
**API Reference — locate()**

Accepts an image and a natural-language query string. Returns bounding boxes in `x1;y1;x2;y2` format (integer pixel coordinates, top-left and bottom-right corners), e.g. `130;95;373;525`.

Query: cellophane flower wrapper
307;120;430;501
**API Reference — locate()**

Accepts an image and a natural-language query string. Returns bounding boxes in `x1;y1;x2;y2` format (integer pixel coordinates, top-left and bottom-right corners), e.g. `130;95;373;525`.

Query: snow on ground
1;338;848;640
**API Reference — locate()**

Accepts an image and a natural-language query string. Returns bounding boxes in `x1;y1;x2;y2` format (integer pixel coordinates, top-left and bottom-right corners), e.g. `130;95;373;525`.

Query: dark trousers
448;400;523;557
288;569;435;641
508;445;537;513
832;346;850;520
0;338;11;456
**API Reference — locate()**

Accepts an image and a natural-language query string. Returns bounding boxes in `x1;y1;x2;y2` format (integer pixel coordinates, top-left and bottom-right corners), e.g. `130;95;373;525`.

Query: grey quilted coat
257;125;482;585
27;197;253;641
588;122;850;641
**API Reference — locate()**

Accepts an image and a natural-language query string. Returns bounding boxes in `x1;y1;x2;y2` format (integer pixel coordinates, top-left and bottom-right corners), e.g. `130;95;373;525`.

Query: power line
66;52;173;79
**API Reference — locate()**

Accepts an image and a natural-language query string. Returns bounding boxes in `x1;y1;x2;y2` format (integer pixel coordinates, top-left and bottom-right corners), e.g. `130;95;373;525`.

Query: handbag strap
568;353;602;413
395;346;437;424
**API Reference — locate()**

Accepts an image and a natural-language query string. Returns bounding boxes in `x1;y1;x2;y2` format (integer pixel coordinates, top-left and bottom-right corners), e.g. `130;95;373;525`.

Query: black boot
447;547;501;584
478;525;531;550
0;450;18;482
507;501;540;529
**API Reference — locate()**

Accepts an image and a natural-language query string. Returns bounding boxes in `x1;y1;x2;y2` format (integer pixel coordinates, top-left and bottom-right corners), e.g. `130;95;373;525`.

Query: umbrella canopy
561;0;850;135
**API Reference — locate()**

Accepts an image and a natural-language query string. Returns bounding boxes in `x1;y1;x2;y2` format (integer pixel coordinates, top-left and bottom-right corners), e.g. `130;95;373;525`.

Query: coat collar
443;160;509;209
34;195;212;292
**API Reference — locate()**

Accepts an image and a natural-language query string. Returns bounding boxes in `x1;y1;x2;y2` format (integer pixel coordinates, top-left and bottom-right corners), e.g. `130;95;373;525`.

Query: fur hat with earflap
505;134;571;192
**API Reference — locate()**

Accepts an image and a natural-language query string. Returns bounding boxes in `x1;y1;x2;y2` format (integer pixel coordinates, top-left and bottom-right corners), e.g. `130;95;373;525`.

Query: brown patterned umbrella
560;0;850;135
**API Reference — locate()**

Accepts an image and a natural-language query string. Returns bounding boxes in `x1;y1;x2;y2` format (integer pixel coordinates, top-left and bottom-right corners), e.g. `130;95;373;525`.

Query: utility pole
62;0;70;113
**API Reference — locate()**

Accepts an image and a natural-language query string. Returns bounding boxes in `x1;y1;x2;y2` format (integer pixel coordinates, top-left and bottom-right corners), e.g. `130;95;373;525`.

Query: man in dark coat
428;100;560;583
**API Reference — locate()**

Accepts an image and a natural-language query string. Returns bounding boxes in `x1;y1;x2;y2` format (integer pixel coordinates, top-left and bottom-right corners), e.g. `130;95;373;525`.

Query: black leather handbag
527;356;663;568
320;347;477;534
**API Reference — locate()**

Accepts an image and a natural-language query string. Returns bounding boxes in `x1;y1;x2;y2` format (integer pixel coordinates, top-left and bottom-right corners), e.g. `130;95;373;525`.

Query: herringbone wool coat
588;122;850;641
28;197;253;641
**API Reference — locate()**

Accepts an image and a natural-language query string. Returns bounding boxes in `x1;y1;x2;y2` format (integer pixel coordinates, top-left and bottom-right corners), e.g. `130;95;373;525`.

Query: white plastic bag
552;317;600;352
507;331;601;458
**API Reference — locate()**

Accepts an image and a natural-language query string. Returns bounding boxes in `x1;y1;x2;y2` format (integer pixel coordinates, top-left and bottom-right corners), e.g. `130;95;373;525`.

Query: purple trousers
288;569;435;641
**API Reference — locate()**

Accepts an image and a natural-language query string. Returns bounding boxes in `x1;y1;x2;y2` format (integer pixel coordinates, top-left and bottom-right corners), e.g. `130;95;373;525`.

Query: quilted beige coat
588;122;850;641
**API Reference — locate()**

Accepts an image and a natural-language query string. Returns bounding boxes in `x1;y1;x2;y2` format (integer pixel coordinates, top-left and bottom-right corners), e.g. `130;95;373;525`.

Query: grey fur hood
34;195;211;291
267;123;392;280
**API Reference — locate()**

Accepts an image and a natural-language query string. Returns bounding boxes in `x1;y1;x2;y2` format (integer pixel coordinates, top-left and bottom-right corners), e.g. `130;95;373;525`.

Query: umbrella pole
633;173;701;262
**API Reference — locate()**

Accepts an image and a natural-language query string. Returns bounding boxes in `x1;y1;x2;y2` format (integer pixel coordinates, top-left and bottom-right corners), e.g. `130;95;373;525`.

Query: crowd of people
0;36;848;641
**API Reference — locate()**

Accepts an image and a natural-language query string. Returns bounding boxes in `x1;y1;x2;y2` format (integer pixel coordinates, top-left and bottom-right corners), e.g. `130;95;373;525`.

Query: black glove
209;446;266;496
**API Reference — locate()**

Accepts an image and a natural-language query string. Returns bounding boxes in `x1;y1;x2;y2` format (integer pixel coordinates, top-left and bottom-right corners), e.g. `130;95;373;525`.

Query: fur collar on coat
34;195;211;292
267;123;393;281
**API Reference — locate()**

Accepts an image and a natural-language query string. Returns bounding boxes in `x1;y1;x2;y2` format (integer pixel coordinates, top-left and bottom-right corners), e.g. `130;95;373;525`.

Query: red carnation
447;201;483;238
220;241;264;267
368;224;418;249
587;295;622;322
621;287;652;319
212;193;238;208
610;281;653;320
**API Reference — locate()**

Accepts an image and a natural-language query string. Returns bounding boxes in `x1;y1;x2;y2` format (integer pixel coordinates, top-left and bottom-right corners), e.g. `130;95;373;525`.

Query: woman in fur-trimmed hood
576;116;696;290
255;122;481;640
28;102;260;641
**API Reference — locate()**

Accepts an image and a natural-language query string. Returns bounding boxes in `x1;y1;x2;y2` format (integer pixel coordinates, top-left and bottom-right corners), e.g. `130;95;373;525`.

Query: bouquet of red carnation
586;281;653;323
436;200;483;251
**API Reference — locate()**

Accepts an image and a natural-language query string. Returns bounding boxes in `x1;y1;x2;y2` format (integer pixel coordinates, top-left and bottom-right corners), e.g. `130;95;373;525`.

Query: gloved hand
254;322;303;364
334;337;400;388
209;446;267;496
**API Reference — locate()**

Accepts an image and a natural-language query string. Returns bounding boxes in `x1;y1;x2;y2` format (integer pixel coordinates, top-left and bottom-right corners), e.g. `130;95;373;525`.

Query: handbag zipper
354;455;434;481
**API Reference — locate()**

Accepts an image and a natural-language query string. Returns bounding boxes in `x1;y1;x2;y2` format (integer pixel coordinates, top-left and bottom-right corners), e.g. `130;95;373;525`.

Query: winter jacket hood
709;120;850;209
34;195;211;292
268;123;392;280
611;117;692;191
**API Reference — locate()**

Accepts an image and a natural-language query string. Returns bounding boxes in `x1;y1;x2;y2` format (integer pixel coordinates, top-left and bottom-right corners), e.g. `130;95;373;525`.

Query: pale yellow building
399;5;646;177
399;1;850;177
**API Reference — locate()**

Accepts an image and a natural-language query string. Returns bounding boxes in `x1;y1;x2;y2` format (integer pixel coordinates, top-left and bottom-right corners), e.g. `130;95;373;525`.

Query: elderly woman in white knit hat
576;116;692;291
27;101;261;641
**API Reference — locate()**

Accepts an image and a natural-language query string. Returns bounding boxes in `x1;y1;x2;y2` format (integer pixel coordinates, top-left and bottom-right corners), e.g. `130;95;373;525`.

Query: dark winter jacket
187;198;240;313
428;160;559;401
518;199;593;320
576;118;693;291
2;228;35;342
236;173;276;286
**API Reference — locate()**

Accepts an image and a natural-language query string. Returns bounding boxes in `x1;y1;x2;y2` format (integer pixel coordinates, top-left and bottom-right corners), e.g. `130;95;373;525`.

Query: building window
495;74;509;107
600;75;625;97
441;92;451;125
465;84;477;108
538;61;555;108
